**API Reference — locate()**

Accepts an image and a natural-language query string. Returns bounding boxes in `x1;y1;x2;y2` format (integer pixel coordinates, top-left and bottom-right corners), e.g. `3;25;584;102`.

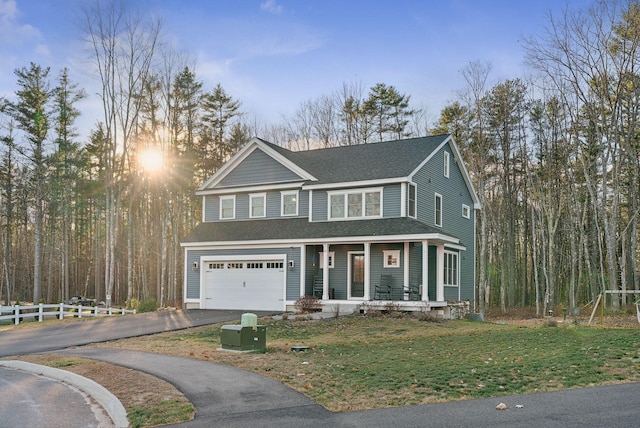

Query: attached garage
202;258;286;311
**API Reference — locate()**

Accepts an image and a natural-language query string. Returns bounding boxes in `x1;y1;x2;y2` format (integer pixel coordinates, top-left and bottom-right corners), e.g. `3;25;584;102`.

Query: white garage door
203;260;285;311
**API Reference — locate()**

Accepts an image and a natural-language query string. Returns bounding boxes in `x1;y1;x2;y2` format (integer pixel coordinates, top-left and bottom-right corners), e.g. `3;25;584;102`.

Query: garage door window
267;262;284;269
227;263;243;269
209;263;224;269
247;262;263;269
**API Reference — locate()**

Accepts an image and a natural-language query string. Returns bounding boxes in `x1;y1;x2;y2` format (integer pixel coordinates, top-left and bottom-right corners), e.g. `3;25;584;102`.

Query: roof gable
198;138;316;192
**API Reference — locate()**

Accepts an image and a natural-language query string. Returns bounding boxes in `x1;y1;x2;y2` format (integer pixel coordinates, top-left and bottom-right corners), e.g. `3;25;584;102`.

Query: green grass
128;401;195;428
173;316;640;410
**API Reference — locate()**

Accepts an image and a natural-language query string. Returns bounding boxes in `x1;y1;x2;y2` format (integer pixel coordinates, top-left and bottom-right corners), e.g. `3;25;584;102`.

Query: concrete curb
0;360;129;428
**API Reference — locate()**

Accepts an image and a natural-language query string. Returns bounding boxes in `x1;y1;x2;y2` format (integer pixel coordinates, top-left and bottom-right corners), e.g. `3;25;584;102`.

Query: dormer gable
197;138;316;194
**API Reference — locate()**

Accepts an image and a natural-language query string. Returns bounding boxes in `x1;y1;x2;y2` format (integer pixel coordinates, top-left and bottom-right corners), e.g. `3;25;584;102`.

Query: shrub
294;295;321;313
138;298;159;313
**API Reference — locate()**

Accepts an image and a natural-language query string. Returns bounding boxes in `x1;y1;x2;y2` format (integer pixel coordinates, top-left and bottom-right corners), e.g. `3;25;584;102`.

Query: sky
0;0;594;142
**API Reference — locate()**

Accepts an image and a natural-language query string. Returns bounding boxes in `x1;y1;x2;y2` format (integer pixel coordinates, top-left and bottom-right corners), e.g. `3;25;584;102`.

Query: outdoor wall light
288;260;295;269
192;262;199;271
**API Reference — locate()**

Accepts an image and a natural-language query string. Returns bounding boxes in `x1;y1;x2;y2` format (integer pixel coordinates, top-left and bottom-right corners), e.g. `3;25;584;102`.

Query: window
330;194;345;218
329;188;382;220
227;263;243;269
462;204;470;219
408;183;416;218
250;193;266;218
220;196;235;219
281;191;298;216
365;191;381;216
208;263;224;269
348;193;362;217
383;250;400;268
444;251;458;286
444;151;450;178
319;251;335;268
247;262;263;269
267;262;284;269
435;193;442;227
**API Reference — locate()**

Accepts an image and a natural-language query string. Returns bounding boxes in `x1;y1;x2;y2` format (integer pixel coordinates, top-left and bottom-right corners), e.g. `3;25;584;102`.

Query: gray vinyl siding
204;196;218;221
219;149;302;187
409;243;423;290
205;189;310;221
370;243;404;299
382;184;401;217
311;190;328;221
310;184;400;222
185;247;301;300
413;143;475;301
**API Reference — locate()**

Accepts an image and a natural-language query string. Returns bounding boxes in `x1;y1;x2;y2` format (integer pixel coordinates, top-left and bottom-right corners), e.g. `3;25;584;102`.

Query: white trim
219;195;236;220
383;250;400;268
403;242;410;290
408;182;417;219
249;193;266;218
281;190;299;216
304;177;408;190
318;251;335;268
328;187;383;220
443;151;450;178
462;204;470;219
400;182;407;217
434;193;442;227
199;138;316;191
309;190;314;222
443;250;459;287
197;181;305;196
181;233;461;248
347;251;366;300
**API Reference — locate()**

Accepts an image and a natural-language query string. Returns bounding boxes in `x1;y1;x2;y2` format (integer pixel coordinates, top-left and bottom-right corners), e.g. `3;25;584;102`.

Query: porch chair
408;284;421;301
313;276;323;298
374;274;392;300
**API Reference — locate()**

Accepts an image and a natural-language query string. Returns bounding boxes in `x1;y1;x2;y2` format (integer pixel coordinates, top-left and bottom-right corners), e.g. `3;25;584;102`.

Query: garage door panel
203;260;284;311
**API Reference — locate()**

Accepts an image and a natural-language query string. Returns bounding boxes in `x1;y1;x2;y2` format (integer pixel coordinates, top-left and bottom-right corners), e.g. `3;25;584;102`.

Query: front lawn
93;314;640;412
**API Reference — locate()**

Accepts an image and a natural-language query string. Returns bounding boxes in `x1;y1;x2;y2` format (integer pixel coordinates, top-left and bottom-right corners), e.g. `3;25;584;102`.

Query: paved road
0;366;112;427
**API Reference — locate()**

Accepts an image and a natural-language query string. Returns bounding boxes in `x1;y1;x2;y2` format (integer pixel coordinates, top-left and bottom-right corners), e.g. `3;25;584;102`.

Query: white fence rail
0;303;136;325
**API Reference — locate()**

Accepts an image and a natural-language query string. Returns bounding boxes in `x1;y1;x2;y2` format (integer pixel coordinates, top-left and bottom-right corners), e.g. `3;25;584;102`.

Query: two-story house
181;134;480;315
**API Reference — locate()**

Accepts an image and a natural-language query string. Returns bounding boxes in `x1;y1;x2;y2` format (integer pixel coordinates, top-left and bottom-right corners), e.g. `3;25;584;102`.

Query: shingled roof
259;134;450;185
182;217;460;244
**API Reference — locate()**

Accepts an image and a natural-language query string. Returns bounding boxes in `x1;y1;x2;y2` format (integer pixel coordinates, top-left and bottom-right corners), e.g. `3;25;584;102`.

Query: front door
350;253;365;298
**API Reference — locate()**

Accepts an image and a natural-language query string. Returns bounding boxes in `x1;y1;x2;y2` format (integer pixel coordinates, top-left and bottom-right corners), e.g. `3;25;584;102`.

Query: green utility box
220;313;266;352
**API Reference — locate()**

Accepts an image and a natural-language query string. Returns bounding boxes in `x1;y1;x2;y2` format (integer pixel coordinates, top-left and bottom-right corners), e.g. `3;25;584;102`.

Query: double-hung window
220;195;235;220
249;193;266;218
281;191;298;216
408;183;416;218
444;251;458;286
329;188;382;220
434;193;442;227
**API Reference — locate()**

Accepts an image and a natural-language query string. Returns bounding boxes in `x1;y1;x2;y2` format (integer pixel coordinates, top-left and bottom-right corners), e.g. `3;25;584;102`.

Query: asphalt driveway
2;309;640;427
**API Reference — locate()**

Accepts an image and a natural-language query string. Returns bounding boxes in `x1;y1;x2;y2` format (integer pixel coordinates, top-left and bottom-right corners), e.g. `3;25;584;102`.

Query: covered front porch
298;237;464;312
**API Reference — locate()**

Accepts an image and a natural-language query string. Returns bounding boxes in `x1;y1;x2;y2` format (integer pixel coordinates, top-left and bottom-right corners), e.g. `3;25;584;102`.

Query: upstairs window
435;193;442;227
281;191;298;216
408;183;416;218
250;193;266;218
220;195;235;220
444;151;450;178
462;204;470;219
329;188;382;220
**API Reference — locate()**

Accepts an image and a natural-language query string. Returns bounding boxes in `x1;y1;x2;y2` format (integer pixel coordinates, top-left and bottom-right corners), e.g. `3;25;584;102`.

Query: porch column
422;240;429;301
437;244;445;301
322;244;330;300
300;246;306;298
403;242;410;297
364;242;371;300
